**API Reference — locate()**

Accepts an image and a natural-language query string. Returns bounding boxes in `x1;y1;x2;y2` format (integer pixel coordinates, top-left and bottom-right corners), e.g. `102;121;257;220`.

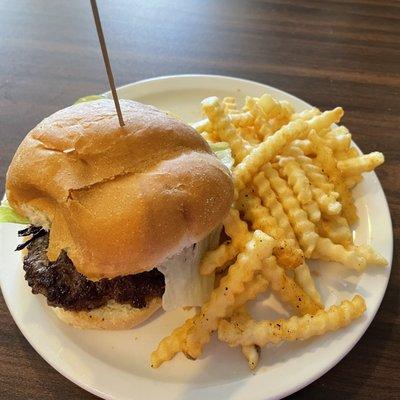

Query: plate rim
1;74;393;400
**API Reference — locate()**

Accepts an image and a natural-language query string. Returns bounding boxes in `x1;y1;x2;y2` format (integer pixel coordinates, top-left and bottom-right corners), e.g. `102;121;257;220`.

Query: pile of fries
151;93;386;370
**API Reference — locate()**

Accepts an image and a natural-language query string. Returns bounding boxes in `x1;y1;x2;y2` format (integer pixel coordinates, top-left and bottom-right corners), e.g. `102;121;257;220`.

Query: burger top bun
6;99;234;280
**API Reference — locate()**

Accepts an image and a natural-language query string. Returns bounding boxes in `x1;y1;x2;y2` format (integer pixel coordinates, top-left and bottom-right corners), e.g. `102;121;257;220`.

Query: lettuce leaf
74;94;107;104
0;199;28;224
210;142;234;171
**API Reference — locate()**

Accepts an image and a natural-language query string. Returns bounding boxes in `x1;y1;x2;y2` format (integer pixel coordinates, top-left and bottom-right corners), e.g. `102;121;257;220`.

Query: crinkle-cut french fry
275;100;294;119
252;170;320;301
302;201;321;223
153;233;273;367
238;126;260;145
256;94;281;119
291;107;321;121
200;208;251;276
335;147;360;161
284;145;341;215
344;174;363;189
241;344;261;370
294;262;322;306
233;119;308;192
227;274;269;316
183;231;276;359
285;145;334;193
225;275;268;369
218;296;366;347
260;256;321;315
311;187;342;216
309;131;357;224
245;97;273;140
151;317;194;368
200;242;237;275
317;216;353;246
224;208;253;250
273;239;304;269
337;152;384;177
350;244;387;266
222;96;240;114
238;186;304;268
200;131;216;143
263;165;318;257
191;118;211;133
270;101;295;132
291;139;315;156
202;97;251;162
306;107;344;133
278;157;313;205
228;307;261;370
253;171;297;241
280;100;295;117
322;126;351;153
236;188;286;241
313;238;366;271
230;112;255;128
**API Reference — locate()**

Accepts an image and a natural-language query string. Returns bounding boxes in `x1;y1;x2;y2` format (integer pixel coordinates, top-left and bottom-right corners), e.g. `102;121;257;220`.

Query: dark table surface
1;0;399;399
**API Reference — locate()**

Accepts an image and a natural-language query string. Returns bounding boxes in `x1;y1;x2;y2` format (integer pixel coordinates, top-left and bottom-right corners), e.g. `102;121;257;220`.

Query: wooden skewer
90;0;125;127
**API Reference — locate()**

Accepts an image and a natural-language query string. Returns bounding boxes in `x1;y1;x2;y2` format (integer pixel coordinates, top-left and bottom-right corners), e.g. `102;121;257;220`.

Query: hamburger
4;99;234;329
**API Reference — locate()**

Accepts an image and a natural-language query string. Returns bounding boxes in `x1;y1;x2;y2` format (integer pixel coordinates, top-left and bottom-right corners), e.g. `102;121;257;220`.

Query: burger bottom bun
53;297;162;330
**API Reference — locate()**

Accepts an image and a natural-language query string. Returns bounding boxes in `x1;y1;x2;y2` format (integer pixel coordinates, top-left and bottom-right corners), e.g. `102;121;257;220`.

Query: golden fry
218;296;366;347
273;239;304;270
349;244;387;266
291;107;321;122
294;262;322;306
323;126;351;153
237;188;285;241
317;215;353;246
285;145;341;215
278;157;313;205
253;171;297;241
191;118;211;133
260;256;321;315
200;130;216;143
183;231;276;359
227;274;269;315
337;152;384;177
302;201;322;223
228;307;261;369
151;317;194;368
229;111;255;128
241;344;261;370
263;164;318;257
200;242;237;275
344;174;363;189
233;119;308;192
309;131;357;224
224;208;253;250
222;96;241;114
252;171;320;301
306;107;344;133
245;96;273;140
237;126;260;145
200;208;251;276
313;237;366;271
202;96;251;162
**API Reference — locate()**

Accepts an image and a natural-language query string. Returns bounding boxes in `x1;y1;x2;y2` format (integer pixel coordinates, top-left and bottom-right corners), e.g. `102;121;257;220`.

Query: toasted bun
6;99;233;279
53;297;162;330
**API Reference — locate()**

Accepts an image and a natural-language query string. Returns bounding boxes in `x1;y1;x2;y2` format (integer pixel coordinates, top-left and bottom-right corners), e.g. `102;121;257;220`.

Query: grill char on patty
23;232;165;311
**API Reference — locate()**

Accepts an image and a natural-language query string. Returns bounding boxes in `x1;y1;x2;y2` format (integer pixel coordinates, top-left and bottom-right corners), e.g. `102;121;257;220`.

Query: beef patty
23;233;165;311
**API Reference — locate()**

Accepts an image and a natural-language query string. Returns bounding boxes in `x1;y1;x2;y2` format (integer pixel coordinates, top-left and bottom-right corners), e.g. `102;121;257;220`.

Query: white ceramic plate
0;75;393;400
